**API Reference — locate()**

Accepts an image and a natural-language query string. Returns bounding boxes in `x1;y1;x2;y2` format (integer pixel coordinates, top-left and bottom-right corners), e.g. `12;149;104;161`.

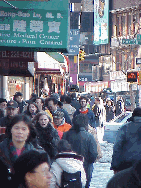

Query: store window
127;13;131;35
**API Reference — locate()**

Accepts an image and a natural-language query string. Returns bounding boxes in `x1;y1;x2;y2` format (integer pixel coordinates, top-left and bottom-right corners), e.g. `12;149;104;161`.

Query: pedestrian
35;97;45;111
50;139;86;188
73;96;96;128
105;98;115;122
13;150;52;188
0;100;19;142
115;96;124;116
63;95;76;120
46;97;72;124
0;114;44;168
111;107;141;174
34;111;60;160
92;97;105;143
0;98;7;118
53;111;72;133
13;92;27;113
63;113;98;188
106;159;141;188
24;101;39;120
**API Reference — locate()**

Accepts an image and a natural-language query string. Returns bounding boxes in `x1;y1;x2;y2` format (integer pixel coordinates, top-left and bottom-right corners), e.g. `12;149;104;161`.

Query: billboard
94;0;109;45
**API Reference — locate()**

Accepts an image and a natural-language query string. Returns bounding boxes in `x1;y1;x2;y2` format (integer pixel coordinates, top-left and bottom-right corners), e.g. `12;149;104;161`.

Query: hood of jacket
54;152;84;173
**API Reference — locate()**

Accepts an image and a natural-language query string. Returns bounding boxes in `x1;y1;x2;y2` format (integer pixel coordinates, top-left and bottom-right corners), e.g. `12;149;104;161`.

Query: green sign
122;39;137;45
137;34;141;40
0;3;69;52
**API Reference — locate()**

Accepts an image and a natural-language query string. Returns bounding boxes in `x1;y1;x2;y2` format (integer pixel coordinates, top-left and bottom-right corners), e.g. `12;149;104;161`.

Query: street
90;141;114;188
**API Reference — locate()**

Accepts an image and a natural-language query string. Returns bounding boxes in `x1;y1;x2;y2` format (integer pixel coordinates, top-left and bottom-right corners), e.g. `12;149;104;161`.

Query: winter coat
107;160;141;188
63;104;76;120
50;152;86;188
92;104;105;127
63;127;98;169
111;116;141;171
0;138;45;168
115;99;124;116
0;116;12;142
73;109;96;128
105;105;114;122
53;118;72;133
35;122;60;160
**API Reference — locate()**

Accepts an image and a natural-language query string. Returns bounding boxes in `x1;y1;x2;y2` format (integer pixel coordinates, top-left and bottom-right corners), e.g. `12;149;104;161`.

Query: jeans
84;163;94;188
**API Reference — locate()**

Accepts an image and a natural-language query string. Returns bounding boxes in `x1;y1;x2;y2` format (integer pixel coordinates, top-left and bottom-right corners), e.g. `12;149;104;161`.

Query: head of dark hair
72;113;88;133
7;114;37;142
45;97;58;106
132;107;141;117
65;96;71;104
35;97;44;104
60;95;66;102
57;139;72;153
13;150;50;188
26;102;39;115
79;96;88;103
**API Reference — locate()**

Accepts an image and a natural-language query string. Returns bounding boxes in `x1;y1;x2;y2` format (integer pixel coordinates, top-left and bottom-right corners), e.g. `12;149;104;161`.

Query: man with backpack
50;139;86;188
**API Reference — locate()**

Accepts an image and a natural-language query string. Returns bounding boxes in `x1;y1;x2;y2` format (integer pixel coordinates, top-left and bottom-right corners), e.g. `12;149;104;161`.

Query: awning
46;52;65;63
0;59;34;77
35;68;61;75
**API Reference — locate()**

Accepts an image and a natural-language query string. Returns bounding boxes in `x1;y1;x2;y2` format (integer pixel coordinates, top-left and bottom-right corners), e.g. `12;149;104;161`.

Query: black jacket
107;160;141;188
111;117;141;171
0;138;45;168
63;127;98;166
35;122;60;160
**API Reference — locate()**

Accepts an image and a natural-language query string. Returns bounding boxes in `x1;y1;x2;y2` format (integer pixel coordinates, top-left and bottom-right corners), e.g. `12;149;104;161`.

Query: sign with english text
0;3;69;52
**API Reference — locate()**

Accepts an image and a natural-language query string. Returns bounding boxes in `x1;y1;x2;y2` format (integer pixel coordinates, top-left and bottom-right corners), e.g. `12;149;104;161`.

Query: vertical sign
94;0;109;45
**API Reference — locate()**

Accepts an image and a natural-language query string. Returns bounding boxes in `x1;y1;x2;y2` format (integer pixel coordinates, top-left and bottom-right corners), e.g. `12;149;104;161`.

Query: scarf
9;140;25;164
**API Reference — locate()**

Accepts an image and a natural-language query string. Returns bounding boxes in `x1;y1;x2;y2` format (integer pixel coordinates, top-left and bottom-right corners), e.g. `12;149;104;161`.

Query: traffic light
79;50;85;61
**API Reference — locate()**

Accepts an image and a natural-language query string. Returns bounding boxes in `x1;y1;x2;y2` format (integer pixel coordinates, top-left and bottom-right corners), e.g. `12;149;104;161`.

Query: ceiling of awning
46;52;65;63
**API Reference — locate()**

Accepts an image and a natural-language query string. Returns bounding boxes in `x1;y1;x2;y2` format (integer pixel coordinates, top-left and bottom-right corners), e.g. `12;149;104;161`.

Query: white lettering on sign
39;34;59;39
0;11;16;18
33;12;42;19
0;33;10;37
13;33;38;39
13;20;26;32
57;13;63;19
30;20;43;32
17;11;30;17
22;39;36;44
46;12;54;18
0;24;10;31
0;39;16;44
40;40;62;45
48;21;60;33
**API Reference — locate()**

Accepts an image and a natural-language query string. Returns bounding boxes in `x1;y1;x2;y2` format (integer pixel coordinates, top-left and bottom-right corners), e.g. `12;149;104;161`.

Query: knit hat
13;150;50;185
53;111;64;119
7;100;18;108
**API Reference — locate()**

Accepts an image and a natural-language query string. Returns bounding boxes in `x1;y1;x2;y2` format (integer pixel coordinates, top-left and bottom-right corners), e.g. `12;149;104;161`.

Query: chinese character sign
94;0;109;45
0;7;69;52
68;29;80;55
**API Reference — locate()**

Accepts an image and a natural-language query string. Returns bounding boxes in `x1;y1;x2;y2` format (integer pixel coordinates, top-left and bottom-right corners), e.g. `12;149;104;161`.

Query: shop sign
0;51;34;61
0;59;34;76
0;6;69;52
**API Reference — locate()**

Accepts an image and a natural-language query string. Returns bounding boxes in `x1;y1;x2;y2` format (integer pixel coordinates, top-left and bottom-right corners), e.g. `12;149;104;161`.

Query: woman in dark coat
0;114;45;170
34;111;60;161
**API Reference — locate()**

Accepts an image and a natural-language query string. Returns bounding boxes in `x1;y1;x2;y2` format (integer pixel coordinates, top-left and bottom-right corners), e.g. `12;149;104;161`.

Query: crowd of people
0;91;129;188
